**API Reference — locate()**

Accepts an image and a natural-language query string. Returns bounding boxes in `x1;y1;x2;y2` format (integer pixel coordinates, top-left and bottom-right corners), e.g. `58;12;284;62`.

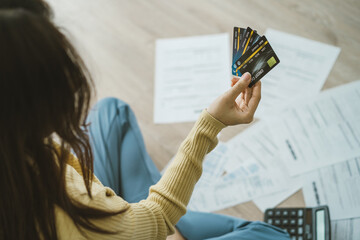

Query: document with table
255;156;360;220
255;81;360;212
188;124;290;212
302;157;360;220
269;81;360;176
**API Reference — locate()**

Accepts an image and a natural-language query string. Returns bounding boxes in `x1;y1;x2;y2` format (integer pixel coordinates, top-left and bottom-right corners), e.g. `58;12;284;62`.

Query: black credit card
232;27;258;76
232;27;246;72
249;30;260;47
239;27;253;56
234;36;280;87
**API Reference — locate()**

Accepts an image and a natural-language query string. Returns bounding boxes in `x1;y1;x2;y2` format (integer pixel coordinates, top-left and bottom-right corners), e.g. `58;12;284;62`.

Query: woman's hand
207;72;261;126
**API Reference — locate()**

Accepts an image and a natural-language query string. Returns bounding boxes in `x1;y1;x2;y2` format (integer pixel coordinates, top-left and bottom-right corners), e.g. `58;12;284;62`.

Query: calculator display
316;210;325;240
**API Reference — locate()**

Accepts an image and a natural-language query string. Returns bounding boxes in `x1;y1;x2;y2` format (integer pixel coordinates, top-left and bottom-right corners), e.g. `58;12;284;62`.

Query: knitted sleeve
60;110;226;239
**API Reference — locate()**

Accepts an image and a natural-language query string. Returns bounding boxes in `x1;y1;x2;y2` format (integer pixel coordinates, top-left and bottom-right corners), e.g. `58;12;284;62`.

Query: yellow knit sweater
57;110;226;239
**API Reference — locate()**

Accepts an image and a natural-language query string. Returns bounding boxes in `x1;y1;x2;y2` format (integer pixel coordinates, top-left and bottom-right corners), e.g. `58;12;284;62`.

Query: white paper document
162;80;360;215
255;156;360;216
187;143;230;211
255;28;340;118
253;183;302;212
188;123;290;212
154;34;230;123
254;81;360;211
302;157;360;220
332;218;360;240
270;81;360;176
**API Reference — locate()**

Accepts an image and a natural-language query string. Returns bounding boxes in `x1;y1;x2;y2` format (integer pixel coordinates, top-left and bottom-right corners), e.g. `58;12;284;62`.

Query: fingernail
243;72;251;81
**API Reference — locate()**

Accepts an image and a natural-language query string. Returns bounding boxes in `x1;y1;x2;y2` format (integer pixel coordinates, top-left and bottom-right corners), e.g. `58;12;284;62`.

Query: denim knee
243;221;290;239
95;97;129;111
87;97;132;130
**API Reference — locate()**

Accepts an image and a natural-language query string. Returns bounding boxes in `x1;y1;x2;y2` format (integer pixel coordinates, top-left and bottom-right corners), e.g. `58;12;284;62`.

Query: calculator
264;206;331;240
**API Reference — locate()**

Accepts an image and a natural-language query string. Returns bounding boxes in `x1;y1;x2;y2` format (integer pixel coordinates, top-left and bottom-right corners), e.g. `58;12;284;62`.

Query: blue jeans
87;97;290;240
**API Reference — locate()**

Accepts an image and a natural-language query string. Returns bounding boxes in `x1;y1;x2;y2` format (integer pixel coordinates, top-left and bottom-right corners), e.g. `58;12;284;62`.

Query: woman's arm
134;72;261;238
68;73;261;239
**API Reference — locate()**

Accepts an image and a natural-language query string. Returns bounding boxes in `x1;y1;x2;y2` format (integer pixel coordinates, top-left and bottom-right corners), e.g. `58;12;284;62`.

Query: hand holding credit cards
232;27;280;87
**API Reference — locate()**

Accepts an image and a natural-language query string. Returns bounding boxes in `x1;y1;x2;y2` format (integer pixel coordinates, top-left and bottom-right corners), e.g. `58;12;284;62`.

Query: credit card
232;27;257;76
254;34;261;44
232;27;246;63
234;36;280;87
249;30;260;47
239;27;253;56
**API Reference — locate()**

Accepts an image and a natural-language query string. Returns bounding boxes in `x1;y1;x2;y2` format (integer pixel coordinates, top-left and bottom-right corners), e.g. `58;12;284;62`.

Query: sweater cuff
197;109;227;137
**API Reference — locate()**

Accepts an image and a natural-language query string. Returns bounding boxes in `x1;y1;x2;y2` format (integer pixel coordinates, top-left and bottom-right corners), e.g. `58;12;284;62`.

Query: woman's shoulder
54;166;133;239
55;205;86;239
65;164;130;212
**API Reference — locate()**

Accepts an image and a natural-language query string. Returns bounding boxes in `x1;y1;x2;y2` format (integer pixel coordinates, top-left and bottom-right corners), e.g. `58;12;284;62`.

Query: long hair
0;0;52;18
0;9;123;240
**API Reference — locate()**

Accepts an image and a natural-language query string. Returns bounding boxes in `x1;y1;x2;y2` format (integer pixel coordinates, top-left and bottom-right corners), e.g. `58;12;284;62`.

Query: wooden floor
47;0;360;221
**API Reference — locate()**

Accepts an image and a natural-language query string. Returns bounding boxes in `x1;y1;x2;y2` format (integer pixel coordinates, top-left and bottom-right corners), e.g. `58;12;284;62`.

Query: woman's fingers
231;77;240;87
227;73;251;100
247;81;262;115
233;77;253;107
208;73;260;126
231;75;252;105
244;87;253;105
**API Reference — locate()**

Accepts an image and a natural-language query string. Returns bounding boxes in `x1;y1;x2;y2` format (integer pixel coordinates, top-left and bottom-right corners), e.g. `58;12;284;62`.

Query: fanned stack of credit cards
232;27;280;87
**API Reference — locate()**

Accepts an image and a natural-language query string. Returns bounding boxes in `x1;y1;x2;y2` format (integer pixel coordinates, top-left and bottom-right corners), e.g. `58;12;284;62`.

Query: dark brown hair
0;0;52;18
0;8;122;240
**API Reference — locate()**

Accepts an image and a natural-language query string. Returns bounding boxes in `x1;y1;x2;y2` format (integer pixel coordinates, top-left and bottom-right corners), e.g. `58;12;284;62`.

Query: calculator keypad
265;208;306;240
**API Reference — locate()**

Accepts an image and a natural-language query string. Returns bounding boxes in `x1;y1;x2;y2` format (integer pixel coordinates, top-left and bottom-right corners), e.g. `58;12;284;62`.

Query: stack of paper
257;81;360;213
157;30;359;239
153;29;340;124
183;81;360;240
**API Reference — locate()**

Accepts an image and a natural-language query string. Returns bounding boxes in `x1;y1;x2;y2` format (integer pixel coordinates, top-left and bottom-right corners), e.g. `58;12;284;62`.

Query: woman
0;3;290;240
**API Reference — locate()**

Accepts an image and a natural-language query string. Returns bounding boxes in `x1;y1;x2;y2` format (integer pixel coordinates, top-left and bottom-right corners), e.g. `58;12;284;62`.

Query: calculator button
283;210;289;217
306;233;312;240
290;210;297;217
298;218;303;226
291;236;296;240
274;219;281;225
282;219;289;225
290;219;296;225
298;237;303;240
275;210;281;217
267;219;273;224
298;209;304;217
298;227;303;235
289;228;296;234
268;210;274;217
